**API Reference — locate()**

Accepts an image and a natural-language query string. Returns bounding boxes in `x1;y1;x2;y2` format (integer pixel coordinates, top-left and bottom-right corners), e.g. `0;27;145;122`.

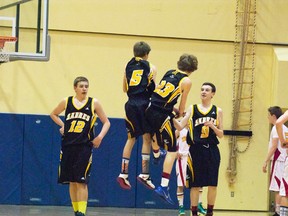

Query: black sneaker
75;212;85;216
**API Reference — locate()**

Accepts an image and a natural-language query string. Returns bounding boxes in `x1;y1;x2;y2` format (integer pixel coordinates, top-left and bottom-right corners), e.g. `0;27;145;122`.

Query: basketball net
0;36;17;63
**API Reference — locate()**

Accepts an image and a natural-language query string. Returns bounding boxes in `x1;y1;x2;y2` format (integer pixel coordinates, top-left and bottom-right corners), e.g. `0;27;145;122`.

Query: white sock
177;192;184;206
280;206;288;216
161;178;169;187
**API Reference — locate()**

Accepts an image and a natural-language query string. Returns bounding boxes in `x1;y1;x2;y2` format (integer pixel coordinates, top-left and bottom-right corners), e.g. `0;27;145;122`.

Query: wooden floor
0;205;273;216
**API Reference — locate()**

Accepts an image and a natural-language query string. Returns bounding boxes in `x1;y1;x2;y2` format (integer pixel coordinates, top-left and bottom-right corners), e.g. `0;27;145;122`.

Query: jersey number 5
129;70;143;86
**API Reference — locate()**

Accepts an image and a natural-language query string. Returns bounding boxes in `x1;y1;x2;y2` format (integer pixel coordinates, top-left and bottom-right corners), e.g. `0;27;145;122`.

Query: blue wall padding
88;119;111;207
22;115;54;205
90;118;137;207
0;114;24;204
0;113;181;210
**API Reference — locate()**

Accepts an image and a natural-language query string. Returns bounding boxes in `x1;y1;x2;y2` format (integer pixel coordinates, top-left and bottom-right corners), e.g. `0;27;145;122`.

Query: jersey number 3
154;81;175;97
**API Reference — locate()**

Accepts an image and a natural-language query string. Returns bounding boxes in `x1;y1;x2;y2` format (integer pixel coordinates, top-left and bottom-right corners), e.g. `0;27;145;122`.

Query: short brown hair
73;76;89;87
202;82;216;93
177;54;198;72
268;106;283;119
133;41;151;57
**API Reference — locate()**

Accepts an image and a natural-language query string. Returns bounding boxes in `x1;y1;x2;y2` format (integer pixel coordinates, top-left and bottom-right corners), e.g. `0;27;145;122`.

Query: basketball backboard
0;0;50;62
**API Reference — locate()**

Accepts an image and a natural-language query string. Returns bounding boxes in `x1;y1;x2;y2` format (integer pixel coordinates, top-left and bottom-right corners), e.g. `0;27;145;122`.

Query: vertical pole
36;0;42;53
15;4;20;52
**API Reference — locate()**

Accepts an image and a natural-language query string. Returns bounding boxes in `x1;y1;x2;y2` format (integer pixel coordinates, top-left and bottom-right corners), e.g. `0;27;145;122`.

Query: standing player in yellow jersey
117;41;157;190
50;76;110;216
173;82;223;216
146;53;198;205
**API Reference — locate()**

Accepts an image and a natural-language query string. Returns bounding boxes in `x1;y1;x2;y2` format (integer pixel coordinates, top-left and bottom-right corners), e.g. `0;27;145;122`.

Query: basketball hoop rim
0;36;17;49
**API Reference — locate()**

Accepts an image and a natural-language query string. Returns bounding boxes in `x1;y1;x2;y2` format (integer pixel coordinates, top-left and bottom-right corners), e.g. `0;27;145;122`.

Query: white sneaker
117;174;131;190
137;174;155;190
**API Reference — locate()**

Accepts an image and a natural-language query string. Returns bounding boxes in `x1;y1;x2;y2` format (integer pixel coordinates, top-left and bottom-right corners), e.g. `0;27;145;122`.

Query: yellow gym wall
1;0;288;212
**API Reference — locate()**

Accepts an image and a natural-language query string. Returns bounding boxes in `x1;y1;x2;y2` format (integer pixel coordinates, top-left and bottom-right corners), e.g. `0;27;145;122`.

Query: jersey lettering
66;112;90;121
194;117;216;127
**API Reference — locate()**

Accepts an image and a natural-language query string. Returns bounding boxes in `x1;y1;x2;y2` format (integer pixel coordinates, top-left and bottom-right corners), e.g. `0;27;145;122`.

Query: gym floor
0;205;272;216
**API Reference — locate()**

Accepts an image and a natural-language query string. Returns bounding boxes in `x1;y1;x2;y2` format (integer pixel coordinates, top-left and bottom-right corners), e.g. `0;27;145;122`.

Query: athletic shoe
272;212;280;216
178;205;185;215
75;212;85;216
154;185;175;205
198;202;207;215
153;149;167;165
117;175;131;190
137;174;155;190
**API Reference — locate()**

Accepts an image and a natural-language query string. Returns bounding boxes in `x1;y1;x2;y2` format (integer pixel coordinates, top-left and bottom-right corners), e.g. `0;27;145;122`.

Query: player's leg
137;133;155;189
206;186;217;216
273;160;285;216
161;151;178;187
280;197;288;216
69;145;92;216
75;183;88;216
117;137;136;190
190;187;200;216
145;106;166;164
279;157;288;216
206;145;221;216
154;117;177;205
59;147;83;216
70;183;79;215
154;151;177;205
177;186;185;216
189;144;207;216
276;192;282;216
198;187;207;215
117;102;137;189
176;156;186;215
140;133;151;174
151;133;167;165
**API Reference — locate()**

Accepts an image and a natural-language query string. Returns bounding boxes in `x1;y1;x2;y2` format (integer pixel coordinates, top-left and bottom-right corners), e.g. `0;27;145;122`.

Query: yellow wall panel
49;0;236;41
272;47;288;108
